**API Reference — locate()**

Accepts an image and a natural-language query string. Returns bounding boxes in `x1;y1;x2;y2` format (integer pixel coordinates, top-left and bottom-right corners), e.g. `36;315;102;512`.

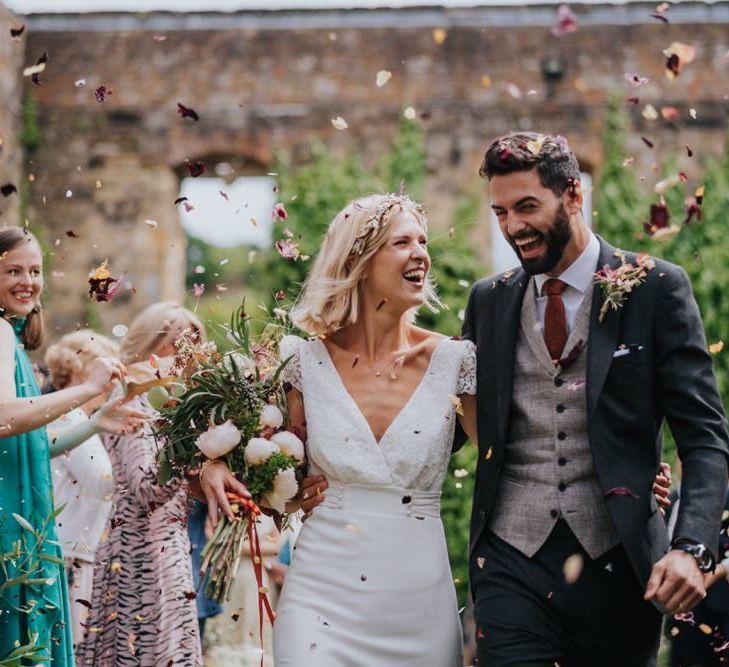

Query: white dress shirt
534;233;600;333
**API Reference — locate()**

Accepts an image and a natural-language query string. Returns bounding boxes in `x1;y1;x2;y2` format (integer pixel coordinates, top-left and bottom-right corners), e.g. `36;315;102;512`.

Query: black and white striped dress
77;396;201;666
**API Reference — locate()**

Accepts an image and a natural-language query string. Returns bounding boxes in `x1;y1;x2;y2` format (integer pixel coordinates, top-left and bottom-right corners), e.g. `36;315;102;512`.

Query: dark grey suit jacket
462;237;729;588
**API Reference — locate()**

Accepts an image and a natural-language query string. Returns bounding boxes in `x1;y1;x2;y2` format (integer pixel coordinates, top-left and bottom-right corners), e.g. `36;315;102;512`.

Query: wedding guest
44;330;122;647
78;302;205;667
0;228;132;666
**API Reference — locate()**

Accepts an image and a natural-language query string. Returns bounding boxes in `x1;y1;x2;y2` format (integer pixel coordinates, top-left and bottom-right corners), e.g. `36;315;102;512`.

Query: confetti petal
375;70;392;88
642;104;658;120
551;4;578;37
272;203;288;221
94;85;113;103
663;42;696;79
563;553;584;584
661;106;679;121
331;116;348;130
432;28;447;44
605;486;639;499
177;102;199;121
184;160;205;178
624;72;649;87
24;52;48;85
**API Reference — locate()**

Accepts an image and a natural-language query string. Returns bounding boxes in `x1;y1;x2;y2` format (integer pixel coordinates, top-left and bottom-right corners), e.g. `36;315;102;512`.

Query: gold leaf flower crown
348;194;425;258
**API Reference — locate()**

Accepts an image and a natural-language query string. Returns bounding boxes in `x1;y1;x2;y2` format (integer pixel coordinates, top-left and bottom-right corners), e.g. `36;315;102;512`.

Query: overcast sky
6;0;641;13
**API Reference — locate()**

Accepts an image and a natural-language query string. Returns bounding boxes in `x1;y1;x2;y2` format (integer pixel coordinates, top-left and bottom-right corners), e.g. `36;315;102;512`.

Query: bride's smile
362;211;431;312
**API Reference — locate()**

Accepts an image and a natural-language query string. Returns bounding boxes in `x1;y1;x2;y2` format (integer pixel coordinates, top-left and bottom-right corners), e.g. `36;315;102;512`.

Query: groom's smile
489;168;578;276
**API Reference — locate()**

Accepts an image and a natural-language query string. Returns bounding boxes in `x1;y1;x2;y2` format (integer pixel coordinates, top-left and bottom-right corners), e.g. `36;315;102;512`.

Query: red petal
176;102;200;121
604;487;639;499
649;202;669;229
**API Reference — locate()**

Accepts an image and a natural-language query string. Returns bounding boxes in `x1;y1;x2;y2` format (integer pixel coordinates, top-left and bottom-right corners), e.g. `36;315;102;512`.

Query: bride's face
362;211;430;312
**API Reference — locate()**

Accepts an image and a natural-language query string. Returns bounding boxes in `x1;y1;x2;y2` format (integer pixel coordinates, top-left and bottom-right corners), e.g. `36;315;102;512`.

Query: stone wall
10;2;729;334
0;3;23;225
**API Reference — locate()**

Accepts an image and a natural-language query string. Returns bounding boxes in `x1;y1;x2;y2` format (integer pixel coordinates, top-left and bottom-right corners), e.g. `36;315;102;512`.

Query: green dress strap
0;320;73;666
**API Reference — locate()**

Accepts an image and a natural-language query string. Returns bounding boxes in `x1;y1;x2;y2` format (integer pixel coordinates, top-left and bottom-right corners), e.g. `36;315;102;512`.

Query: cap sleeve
280;335;304;392
456;340;477;395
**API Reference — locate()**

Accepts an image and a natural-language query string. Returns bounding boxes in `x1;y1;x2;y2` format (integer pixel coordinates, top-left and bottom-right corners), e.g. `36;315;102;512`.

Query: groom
464;131;729;666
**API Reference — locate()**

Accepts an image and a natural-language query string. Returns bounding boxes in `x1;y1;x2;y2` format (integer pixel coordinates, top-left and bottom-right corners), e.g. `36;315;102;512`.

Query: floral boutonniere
594;251;655;322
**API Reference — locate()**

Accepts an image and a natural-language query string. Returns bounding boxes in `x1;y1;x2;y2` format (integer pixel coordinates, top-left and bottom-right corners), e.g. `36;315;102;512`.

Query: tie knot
543;278;567;297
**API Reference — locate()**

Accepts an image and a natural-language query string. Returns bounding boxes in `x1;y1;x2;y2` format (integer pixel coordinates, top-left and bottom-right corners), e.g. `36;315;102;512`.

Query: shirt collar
534;232;600;296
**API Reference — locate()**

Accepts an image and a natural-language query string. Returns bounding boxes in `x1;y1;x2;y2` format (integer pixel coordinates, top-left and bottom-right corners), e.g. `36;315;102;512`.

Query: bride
203;193;476;665
200;193;669;665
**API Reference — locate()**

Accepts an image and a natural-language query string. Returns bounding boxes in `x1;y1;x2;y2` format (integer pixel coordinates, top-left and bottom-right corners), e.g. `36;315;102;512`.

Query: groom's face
489;168;573;276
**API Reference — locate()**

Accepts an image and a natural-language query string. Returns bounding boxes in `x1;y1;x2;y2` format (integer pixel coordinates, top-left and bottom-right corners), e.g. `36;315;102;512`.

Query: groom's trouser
471;520;661;667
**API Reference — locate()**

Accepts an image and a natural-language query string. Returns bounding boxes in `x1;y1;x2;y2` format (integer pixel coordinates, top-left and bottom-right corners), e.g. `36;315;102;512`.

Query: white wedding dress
273;335;476;667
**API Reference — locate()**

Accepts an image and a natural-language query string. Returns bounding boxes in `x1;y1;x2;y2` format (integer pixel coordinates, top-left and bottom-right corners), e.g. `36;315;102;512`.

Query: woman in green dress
0;227;142;665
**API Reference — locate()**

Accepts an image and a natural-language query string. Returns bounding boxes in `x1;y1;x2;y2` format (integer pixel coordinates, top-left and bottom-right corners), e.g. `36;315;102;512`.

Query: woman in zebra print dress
77;303;205;667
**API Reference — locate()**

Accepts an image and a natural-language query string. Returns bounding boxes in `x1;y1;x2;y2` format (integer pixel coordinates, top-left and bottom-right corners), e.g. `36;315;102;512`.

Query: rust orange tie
543;278;569;363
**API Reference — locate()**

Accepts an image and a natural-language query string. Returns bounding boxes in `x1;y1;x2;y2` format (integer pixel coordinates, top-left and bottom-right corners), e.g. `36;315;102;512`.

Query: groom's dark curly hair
479;131;581;198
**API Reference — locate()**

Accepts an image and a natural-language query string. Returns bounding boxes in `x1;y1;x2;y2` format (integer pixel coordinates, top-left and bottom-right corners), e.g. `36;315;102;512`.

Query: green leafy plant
0;506;67;666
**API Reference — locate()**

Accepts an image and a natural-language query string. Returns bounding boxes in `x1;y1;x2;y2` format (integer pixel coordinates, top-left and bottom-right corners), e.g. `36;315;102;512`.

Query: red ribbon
247;512;275;667
227;494;276;667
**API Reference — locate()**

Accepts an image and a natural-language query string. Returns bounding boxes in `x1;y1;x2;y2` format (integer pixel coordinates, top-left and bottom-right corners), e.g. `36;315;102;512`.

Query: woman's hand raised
84;356;126;396
95;397;149;436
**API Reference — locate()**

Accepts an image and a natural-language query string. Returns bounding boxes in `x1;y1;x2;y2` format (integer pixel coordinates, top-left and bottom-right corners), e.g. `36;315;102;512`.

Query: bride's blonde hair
290;193;440;336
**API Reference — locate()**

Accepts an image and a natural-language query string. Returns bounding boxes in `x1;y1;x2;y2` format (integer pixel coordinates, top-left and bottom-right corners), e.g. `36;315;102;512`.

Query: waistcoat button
558;482;567;492
556;404;566;413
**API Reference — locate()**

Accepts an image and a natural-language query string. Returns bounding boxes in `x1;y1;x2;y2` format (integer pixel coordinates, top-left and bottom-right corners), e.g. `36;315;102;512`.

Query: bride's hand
652;462;672;516
200;460;251;527
300;474;328;520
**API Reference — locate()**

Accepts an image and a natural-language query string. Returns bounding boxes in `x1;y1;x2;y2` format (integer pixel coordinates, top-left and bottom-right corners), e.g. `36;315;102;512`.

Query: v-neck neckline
316;337;449;446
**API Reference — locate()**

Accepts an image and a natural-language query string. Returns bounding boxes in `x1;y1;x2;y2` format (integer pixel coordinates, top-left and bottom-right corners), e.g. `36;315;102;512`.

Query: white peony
271;430;305;464
264;492;287;514
195;420;241;459
260;404;284;429
264;467;299;513
273;467;299;499
244;437;280;465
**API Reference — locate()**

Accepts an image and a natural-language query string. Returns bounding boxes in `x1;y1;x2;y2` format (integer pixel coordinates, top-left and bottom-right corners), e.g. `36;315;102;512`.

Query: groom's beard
508;204;572;276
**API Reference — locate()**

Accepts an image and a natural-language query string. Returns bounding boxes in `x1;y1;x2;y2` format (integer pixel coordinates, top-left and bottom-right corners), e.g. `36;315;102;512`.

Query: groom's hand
300;474;328;520
644;550;706;615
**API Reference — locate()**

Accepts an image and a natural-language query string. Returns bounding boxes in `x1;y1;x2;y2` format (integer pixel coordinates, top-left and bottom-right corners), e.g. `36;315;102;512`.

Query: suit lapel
587;237;623;416
494;269;529;446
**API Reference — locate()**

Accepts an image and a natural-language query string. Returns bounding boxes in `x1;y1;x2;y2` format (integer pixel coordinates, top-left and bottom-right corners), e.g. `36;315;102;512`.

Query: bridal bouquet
153;302;305;603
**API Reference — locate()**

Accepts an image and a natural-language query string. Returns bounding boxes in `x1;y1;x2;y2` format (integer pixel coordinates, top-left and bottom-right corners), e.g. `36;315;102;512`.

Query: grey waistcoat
488;280;620;559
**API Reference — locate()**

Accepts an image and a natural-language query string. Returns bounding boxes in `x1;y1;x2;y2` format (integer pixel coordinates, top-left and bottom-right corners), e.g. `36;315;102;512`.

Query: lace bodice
279;335;476;492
